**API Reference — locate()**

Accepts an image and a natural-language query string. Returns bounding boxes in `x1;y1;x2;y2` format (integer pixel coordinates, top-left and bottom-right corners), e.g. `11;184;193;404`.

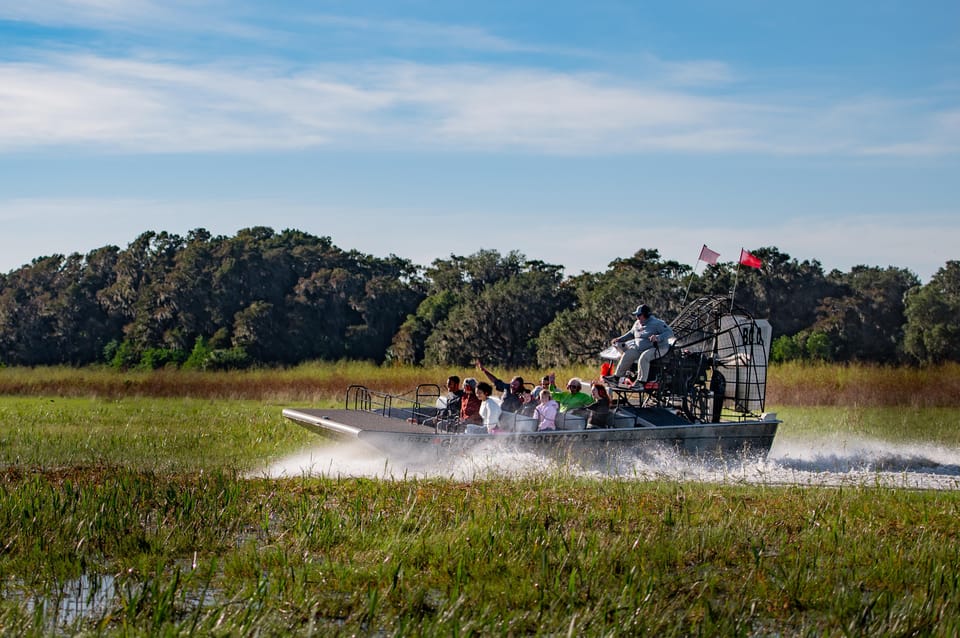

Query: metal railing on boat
345;384;443;424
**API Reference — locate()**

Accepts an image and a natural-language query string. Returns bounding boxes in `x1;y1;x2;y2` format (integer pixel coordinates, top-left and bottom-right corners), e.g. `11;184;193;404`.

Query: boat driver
605;303;674;387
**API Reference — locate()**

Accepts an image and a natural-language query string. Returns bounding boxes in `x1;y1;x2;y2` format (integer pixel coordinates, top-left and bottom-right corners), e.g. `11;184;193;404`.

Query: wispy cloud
0;2;548;56
2;52;956;157
301;14;540;55
1;1;958;158
0;0;185;29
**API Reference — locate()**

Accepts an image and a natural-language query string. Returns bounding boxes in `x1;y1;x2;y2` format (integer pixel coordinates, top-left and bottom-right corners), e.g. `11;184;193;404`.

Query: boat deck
283;408;438;435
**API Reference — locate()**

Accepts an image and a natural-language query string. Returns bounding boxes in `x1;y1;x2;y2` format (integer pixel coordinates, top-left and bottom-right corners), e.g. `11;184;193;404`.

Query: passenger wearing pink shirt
535;390;559;431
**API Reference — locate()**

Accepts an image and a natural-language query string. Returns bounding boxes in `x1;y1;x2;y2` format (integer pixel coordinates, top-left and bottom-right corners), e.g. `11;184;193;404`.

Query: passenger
586;383;611;429
606;303;674;387
466;381;502;434
535;390;559;431
531;374;552;399
548;377;593;413
441;375;464;418
460;377;483;425
517;388;538;417
411;375;463;427
476;360;524;413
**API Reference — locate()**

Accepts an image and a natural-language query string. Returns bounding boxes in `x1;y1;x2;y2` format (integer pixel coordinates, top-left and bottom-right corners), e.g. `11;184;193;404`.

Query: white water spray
260;433;960;489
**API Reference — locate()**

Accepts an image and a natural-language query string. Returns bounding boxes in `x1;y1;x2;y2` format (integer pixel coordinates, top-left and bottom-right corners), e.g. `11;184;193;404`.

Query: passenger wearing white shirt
466;381;502;434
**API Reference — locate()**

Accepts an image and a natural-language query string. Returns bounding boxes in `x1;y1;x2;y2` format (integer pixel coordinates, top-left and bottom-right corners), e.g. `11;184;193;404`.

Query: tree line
0;227;957;369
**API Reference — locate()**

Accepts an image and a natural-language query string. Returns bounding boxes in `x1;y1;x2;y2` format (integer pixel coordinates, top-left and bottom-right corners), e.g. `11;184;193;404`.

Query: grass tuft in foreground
2;364;960;634
1;470;959;635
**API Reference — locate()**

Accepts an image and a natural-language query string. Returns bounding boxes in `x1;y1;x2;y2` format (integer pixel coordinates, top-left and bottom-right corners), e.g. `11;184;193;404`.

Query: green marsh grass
0;396;315;472
773;405;960;447
2;363;960;634
2;470;960;635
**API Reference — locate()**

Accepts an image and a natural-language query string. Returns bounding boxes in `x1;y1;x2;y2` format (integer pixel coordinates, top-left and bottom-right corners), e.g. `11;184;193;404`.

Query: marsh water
264;434;960;491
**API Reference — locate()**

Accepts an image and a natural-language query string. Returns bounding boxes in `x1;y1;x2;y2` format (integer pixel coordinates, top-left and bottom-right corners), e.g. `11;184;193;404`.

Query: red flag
698;244;720;265
739;248;762;269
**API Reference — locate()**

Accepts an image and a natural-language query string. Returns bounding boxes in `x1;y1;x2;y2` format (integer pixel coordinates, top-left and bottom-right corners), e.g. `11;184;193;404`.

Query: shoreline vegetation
3;360;960;407
2;363;960;634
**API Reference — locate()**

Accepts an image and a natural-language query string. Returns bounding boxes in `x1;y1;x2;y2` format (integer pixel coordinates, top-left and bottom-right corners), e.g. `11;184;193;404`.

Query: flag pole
685;244;720;309
681;253;702;308
730;261;741;313
732;248;763;311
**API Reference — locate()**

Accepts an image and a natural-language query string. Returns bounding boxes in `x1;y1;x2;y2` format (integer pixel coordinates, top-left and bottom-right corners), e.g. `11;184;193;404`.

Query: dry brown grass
0;365;357;403
2;361;959;407
766;361;960;407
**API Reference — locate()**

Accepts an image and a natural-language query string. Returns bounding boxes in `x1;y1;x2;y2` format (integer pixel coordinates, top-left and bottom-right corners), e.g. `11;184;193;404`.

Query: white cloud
2;0;959;159
0;55;393;152
0;0;182;29
5;53;951;157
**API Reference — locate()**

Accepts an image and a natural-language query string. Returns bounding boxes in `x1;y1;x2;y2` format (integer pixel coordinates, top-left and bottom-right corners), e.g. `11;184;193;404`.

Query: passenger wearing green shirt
549;377;593;413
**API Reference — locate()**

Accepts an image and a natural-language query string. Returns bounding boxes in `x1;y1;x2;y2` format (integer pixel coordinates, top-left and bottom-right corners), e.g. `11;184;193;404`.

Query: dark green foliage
805;331;832;361
183;336;213;370
813;266;919;362
0;228;423;368
537;249;688;365
770;335;803;363
138;347;188;370
107;339;139;370
0;251;122;366
203;347;252;370
417;252;569;366
387;290;460;365
2;231;959;367
903;261;960;364
387;250;568;366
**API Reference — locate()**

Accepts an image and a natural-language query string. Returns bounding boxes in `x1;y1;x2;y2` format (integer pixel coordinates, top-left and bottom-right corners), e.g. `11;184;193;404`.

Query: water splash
258;439;557;481
261;435;960;490
763;435;960;490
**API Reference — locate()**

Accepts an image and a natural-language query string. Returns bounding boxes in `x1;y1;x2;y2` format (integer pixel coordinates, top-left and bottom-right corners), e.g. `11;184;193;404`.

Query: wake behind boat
283;296;780;459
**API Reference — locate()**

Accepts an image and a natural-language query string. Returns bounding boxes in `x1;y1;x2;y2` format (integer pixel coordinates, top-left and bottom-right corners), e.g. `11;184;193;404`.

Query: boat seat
610;408;638;428
498;410;538;433
556;411;586;431
632;336;676;382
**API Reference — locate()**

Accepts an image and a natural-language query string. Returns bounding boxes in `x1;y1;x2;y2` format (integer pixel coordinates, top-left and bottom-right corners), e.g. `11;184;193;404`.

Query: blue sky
1;1;958;281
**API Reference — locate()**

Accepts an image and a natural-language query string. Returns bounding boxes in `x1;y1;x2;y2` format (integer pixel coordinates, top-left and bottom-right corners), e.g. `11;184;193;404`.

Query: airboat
283;296;780;459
